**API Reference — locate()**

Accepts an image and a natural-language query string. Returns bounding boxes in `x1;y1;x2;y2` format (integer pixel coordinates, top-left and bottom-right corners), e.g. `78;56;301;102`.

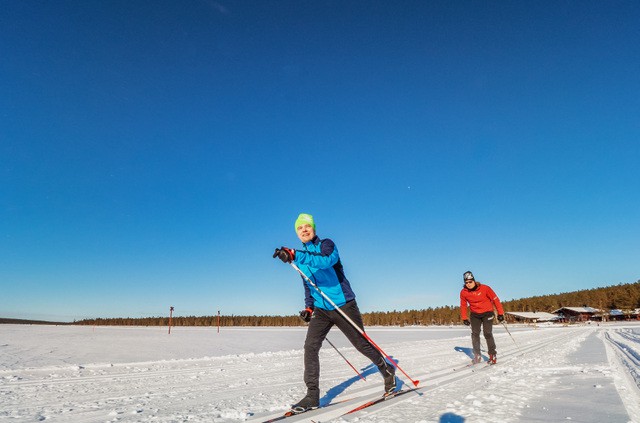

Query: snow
1;322;639;422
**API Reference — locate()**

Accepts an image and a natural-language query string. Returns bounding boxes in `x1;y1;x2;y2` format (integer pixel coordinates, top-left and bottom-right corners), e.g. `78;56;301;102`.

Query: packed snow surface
1;322;639;422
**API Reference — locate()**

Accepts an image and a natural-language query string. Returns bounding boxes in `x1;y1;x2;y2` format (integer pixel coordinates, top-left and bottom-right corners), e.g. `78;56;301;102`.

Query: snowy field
1;322;639;423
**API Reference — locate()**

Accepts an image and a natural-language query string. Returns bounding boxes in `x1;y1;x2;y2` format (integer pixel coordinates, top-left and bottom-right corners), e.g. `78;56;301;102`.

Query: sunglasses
464;280;475;284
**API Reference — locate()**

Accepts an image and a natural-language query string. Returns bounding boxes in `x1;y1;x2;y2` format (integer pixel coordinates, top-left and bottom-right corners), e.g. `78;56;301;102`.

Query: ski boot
383;363;397;395
291;389;319;413
488;353;497;365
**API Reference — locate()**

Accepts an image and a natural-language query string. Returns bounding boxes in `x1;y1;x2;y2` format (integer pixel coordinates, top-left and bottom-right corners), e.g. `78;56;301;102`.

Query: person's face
296;223;315;243
464;279;476;288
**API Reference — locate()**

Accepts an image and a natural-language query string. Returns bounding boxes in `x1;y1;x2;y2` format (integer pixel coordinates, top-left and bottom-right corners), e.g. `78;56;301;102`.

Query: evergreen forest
73;280;640;327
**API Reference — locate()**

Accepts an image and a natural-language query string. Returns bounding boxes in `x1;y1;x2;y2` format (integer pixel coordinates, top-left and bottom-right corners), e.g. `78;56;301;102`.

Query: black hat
463;271;474;281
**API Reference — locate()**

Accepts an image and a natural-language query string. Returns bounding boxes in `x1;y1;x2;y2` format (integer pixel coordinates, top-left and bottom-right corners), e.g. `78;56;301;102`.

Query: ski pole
325;336;366;382
290;262;420;387
501;321;521;352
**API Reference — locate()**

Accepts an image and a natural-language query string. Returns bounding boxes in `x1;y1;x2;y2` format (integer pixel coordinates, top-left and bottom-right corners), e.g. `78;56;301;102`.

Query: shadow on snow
454;345;487;361
321;357;402;406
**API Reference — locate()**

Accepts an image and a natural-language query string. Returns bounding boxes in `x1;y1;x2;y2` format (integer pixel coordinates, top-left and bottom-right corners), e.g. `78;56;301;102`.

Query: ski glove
299;308;313;323
497;314;504;322
273;247;295;263
463;319;470;326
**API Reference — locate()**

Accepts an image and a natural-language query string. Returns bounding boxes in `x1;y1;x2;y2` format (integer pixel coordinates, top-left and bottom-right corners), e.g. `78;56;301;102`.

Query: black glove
273;247;295;263
497;314;504;322
463;319;470;326
299;308;313;323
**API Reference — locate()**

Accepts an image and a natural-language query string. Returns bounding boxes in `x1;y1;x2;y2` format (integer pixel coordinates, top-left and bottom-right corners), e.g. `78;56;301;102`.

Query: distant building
605;309;640;321
608;309;625;321
506;311;559;323
551;307;600;322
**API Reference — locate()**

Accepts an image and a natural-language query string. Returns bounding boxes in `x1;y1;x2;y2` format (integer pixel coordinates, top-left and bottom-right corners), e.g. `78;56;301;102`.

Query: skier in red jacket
460;271;504;364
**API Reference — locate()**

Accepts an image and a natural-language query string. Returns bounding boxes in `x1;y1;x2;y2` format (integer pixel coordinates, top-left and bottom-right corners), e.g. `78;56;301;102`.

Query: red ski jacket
460;282;504;320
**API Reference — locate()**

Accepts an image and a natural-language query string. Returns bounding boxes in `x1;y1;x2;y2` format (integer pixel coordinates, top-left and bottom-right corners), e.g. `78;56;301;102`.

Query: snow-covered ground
1;322;639;422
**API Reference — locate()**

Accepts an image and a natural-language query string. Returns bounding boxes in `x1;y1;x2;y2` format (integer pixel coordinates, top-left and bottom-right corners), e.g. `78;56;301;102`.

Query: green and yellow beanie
294;213;315;231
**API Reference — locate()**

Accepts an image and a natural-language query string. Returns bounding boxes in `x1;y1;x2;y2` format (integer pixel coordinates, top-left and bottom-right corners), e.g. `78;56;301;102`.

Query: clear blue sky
1;1;638;322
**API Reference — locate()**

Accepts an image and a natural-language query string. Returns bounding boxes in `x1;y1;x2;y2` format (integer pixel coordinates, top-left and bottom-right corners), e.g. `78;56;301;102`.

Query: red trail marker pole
168;306;174;335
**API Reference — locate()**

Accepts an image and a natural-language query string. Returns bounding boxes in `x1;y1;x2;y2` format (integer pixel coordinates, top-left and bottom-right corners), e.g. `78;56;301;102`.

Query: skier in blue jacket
273;213;396;413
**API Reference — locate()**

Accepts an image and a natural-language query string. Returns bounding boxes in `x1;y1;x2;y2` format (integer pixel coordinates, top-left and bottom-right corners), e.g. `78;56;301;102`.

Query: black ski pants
470;311;497;356
303;300;387;393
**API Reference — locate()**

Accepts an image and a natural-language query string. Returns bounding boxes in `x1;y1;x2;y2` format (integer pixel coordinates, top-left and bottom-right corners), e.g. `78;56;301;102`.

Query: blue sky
1;1;638;322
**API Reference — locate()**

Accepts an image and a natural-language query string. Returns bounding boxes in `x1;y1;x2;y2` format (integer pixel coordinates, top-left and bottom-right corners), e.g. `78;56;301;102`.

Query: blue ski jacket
293;236;356;311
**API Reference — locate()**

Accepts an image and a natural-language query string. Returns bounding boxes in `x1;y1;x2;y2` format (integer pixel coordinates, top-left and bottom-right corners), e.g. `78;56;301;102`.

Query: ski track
602;328;640;420
1;325;639;422
265;327;583;423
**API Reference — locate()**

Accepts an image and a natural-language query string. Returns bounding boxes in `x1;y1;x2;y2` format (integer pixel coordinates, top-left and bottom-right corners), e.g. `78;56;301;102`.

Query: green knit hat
294;213;315;231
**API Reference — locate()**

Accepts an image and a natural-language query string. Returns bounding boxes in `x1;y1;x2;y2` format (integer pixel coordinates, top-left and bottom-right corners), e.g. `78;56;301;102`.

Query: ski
341;388;414;415
260;409;309;422
259;396;355;423
470;361;497;372
260;407;317;423
453;361;484;371
453;357;497;371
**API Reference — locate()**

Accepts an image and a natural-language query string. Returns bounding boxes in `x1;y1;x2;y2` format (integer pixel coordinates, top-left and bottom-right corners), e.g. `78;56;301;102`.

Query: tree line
0;317;70;325
74;280;640;327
